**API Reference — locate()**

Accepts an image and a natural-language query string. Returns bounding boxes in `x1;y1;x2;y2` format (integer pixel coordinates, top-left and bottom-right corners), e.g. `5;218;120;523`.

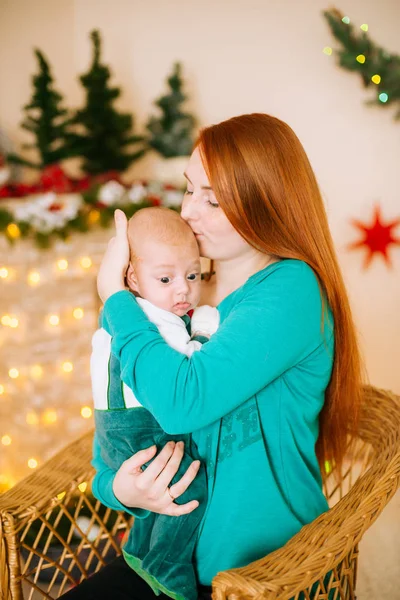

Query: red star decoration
348;205;400;268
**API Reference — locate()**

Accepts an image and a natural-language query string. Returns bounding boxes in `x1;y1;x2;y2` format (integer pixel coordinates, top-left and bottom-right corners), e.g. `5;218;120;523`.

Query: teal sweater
91;259;334;585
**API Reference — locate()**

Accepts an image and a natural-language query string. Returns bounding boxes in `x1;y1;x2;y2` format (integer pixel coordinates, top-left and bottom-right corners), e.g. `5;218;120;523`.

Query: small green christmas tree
324;8;400;118
68;30;146;175
146;62;196;158
8;50;72;169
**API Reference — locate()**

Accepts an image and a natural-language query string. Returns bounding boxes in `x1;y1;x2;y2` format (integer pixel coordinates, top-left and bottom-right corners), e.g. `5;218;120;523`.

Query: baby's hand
191;305;220;338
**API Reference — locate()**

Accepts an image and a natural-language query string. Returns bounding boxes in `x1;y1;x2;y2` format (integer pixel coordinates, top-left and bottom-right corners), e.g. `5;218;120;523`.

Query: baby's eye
187;273;199;281
160;277;171;284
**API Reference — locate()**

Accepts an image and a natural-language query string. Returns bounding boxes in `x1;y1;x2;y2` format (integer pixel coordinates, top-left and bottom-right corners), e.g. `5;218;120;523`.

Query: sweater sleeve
91;433;151;519
104;262;329;434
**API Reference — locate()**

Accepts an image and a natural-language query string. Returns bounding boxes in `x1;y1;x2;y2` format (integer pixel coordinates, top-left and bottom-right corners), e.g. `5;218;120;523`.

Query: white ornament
75;516;100;542
98;180;126;206
127;183;147;204
13;193;81;233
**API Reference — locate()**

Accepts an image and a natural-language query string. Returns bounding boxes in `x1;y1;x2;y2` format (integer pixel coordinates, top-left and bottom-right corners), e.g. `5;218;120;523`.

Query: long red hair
196;113;364;478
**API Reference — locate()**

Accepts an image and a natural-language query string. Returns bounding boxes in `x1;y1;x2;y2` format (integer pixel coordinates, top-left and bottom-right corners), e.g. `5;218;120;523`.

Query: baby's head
126;207;202;317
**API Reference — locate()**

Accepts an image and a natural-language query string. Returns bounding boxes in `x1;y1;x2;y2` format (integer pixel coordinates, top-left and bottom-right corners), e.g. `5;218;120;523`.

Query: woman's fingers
152;441;185;493
168;458;201;500
123;445;158;474
139;441;176;486
163;499;200;517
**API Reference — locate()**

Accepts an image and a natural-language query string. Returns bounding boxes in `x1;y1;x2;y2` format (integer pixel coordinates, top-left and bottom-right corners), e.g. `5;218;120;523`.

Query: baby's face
131;239;202;316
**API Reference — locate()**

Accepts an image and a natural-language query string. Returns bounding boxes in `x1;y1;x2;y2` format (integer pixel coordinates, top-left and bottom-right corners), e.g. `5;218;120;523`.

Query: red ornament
148;194;161;206
39;164;72;194
348;205;400;268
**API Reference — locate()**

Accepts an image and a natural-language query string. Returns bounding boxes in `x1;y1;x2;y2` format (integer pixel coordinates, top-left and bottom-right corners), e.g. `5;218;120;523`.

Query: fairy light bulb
48;314;60;326
379;92;389;103
78;482;87;493
57;259;68;271
0;385;4;395
30;365;43;379
80;256;92;269
360;24;368;32
7;224;20;239
73;308;84;320
43;409;57;424
0;268;9;279
1;315;11;326
26;411;39;425
9;317;19;328
28;271;41;285
81;406;92;419
356;54;366;64
1;435;12;446
62;361;73;373
8;368;19;379
28;458;38;469
323;47;332;56
342;16;350;24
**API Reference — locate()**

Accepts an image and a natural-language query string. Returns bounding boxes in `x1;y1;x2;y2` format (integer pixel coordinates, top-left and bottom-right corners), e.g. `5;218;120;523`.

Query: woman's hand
97;209;130;303
112;441;201;516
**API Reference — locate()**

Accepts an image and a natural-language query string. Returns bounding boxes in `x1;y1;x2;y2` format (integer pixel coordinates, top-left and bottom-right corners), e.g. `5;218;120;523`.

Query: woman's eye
187;273;199;281
160;277;170;284
185;189;193;195
207;200;219;208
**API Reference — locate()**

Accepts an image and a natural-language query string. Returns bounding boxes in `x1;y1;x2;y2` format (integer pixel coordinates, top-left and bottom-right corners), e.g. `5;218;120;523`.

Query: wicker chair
1;384;399;600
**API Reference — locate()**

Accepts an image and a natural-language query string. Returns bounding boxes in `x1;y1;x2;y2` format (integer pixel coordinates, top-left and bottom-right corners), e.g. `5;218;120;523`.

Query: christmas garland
0;166;183;249
324;8;400;118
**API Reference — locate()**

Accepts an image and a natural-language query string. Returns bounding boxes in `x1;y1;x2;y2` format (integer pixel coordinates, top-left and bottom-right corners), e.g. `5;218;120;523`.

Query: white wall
0;0;399;392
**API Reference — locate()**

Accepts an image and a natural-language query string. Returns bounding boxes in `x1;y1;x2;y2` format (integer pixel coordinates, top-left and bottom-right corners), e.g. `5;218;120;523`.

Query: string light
73;308;84;320
1;435;12;446
43;409;57;424
342;16;350;24
48;314;60;326
0;385;4;395
88;210;100;224
57;259;68;271
7;223;20;239
26;411;39;425
360;24;368;32
62;361;73;373
28;458;38;469
80;256;92;269
81;406;92;419
8;368;19;379
28;271;41;285
9;317;19;328
356;54;366;64
372;74;381;85
1;315;11;326
379;92;389;103
323;46;332;56
57;491;66;500
78;482;87;493
0;267;9;279
30;365;43;379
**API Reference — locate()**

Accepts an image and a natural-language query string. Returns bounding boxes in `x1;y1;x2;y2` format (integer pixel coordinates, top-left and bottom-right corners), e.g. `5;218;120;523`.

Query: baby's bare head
128;207;198;261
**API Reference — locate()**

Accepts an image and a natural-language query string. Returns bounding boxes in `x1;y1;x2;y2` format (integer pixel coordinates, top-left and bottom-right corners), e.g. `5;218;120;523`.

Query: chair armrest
212;387;400;600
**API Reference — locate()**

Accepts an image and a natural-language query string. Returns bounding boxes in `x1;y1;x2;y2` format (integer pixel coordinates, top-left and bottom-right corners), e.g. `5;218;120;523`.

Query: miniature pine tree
146;62;196;158
7;50;72;169
69;30;146;175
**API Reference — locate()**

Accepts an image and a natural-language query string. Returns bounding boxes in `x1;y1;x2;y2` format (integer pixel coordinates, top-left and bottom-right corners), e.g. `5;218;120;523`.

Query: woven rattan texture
1;385;399;600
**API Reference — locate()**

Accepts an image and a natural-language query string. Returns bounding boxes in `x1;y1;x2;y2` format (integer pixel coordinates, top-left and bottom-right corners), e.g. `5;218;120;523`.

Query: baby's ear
126;263;139;292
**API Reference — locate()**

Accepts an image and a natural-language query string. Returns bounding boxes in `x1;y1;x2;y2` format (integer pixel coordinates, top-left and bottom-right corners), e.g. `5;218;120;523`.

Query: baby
91;207;219;600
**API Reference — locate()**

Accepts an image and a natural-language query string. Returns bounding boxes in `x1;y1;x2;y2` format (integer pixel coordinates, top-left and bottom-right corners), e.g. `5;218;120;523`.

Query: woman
63;113;363;599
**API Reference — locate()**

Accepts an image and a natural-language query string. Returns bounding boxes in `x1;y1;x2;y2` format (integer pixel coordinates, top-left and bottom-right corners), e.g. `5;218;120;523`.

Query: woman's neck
210;252;278;301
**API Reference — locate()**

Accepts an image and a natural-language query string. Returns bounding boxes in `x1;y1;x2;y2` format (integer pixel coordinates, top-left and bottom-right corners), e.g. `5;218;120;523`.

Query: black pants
59;556;212;600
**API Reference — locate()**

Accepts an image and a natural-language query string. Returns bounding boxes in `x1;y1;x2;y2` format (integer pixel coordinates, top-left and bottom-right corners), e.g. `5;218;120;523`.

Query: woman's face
181;147;251;260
